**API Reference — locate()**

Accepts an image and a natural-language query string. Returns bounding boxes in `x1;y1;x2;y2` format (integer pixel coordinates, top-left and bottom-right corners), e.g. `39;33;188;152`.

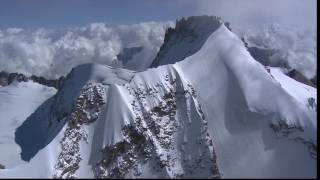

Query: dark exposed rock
30;75;65;90
287;69;316;88
0;71;64;89
224;22;232;31
247;47;277;66
53;82;106;178
150;15;223;68
117;46;143;65
94;74;221;178
0;71;9;86
0;163;5;169
307;97;317;110
310;75;317;87
95;125;155;178
270;121;317;159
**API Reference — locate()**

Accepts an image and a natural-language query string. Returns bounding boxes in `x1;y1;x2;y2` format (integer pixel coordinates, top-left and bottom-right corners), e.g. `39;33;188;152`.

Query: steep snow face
0;19;316;178
93;66;220;178
150;16;223;68
0;81;56;168
174;25;316;178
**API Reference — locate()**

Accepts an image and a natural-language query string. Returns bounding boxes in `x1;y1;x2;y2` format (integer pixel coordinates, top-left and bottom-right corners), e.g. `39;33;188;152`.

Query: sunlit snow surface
0;81;57;173
0;23;316;178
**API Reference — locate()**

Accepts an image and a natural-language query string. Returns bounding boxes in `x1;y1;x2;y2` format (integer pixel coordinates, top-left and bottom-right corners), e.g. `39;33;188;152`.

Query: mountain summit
150;15;223;67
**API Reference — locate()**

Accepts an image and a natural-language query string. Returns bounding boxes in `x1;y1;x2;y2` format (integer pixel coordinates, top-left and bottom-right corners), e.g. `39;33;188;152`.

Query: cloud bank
191;0;316;30
191;0;317;79
243;23;317;79
0;16;316;80
0;21;174;78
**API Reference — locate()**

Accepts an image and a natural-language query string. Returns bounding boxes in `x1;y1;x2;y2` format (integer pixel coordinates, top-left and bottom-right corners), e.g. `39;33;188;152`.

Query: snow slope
268;67;316;108
0;81;56;169
0;17;316;178
174;25;316;178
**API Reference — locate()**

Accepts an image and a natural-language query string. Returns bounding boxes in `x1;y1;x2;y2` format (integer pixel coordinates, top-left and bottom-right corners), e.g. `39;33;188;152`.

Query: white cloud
244;23;317;79
192;0;316;30
0;21;174;78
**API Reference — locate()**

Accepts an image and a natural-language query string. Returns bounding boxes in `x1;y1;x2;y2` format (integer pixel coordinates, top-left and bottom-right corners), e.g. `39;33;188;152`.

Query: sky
0;0;317;29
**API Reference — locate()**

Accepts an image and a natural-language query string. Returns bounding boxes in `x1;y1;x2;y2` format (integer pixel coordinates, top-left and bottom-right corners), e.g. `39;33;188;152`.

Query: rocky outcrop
0;71;64;89
93;72;220;178
287;69;316;88
270;120;317;159
117;46;143;65
150;15;223;67
53;82;106;178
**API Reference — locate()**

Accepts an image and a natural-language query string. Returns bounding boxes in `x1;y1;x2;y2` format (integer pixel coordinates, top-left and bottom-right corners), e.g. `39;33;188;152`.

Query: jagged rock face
0;71;28;86
30;75;65;90
53;82;106;178
92;71;220;178
0;71;64;89
150;15;223;68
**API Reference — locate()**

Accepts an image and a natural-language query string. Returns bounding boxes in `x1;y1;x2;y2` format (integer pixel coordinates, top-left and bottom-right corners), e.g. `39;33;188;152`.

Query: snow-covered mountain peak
0;16;316;178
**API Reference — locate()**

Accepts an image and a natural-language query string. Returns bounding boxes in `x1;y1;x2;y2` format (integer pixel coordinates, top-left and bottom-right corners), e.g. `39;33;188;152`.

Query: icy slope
0;18;316;178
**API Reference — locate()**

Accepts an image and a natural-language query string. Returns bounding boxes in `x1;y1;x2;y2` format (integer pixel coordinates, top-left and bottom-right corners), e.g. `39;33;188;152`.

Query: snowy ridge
174;24;316;177
0;16;316;178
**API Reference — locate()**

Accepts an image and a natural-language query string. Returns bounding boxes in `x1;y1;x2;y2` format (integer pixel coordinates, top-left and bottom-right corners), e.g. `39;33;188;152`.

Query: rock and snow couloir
0;16;316;178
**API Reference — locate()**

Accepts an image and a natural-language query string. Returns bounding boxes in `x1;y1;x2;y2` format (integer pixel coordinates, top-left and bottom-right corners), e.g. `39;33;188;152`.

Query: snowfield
0;17;317;178
0;81;56;170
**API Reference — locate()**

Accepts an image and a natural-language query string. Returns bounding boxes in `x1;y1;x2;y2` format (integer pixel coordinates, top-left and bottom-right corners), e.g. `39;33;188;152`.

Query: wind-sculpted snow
0;22;173;79
91;66;220;178
175;24;316;178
